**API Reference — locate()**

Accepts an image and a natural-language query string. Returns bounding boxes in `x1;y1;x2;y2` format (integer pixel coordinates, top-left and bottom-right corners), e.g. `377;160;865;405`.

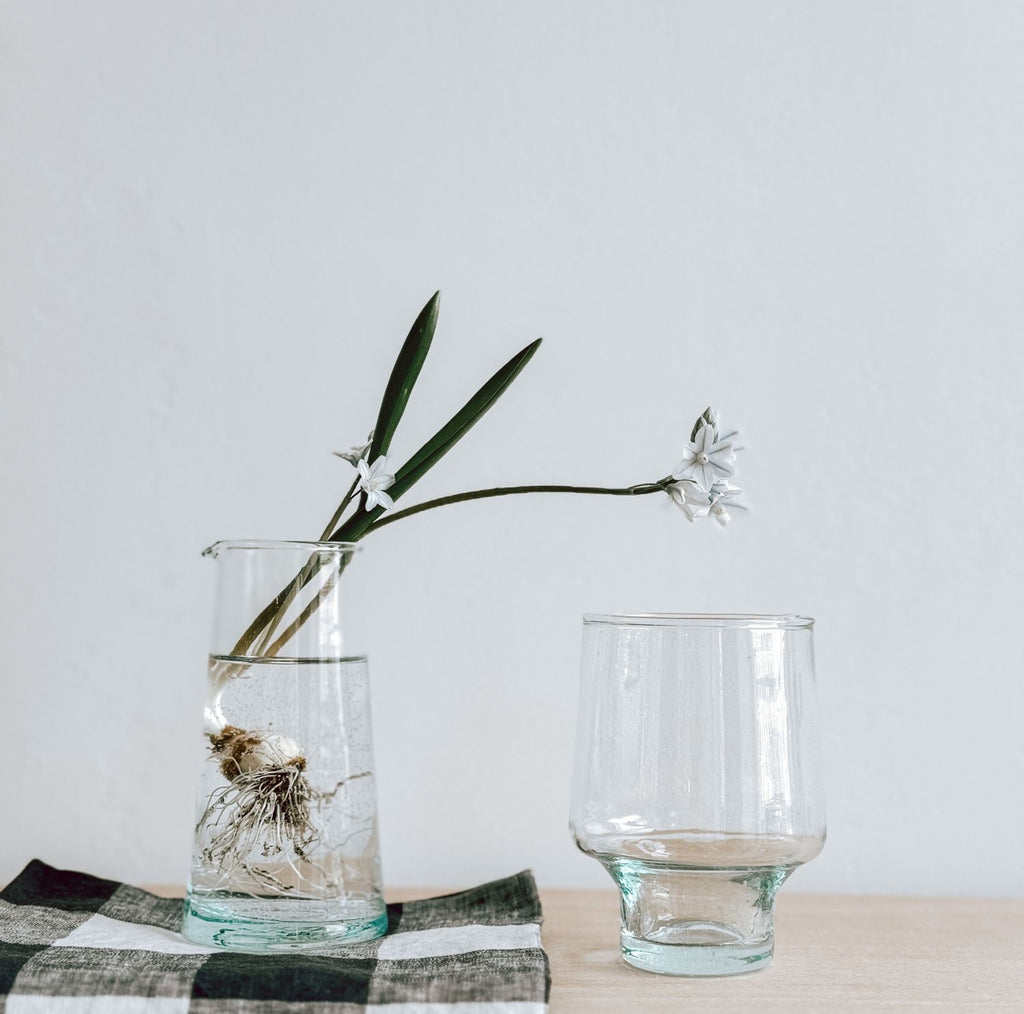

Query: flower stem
319;474;362;541
368;478;673;531
264;568;342;658
237;475;363;656
230;476;672;658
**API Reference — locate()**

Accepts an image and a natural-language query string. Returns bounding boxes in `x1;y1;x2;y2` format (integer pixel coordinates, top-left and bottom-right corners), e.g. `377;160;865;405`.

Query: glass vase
182;540;387;951
570;614;825;976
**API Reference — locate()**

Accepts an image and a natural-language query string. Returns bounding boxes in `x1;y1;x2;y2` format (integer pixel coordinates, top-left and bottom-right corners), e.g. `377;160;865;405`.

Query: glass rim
202;539;362;558
582;612;814;629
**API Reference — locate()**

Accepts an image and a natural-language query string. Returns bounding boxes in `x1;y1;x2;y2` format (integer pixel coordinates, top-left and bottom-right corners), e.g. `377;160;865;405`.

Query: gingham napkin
0;860;550;1012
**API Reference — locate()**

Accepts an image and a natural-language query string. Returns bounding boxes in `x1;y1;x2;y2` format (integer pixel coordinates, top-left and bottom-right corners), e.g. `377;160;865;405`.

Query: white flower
357;455;396;511
673;422;737;492
666;478;748;526
666;479;712;522
334;431;374;466
707;481;747;527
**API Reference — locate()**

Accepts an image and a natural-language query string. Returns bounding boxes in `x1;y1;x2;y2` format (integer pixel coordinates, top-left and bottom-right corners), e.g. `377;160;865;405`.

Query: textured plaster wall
1;1;1022;896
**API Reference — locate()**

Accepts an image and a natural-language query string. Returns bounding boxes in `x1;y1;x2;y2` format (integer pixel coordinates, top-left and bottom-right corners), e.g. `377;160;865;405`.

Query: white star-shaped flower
666;479;712;522
707;481;747;527
356;455;395;511
673;422;737;492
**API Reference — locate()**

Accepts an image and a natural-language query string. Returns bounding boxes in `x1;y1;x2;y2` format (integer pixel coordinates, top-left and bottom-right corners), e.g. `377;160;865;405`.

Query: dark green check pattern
0;861;549;1012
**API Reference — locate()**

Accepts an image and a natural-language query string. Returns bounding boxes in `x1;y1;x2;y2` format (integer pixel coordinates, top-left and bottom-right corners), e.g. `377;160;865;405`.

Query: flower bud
690;406;719;442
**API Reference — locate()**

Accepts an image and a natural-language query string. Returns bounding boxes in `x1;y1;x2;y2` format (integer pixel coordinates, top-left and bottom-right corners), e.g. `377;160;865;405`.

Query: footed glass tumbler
570;614;825;976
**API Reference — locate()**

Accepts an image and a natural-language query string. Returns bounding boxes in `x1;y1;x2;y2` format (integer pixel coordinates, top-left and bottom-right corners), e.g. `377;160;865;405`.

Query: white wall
2;1;1022;897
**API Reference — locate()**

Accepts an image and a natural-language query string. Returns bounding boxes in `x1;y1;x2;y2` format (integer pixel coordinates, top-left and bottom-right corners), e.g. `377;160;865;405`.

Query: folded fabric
0;860;550;1013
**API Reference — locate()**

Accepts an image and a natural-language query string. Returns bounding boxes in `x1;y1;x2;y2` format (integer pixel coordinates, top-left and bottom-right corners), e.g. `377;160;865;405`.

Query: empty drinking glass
570;614;825;976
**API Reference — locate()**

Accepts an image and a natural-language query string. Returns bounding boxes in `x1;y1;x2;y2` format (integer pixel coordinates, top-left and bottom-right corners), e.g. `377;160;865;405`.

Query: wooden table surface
396;886;1024;1012
547;889;1024;1012
148;886;1024;1011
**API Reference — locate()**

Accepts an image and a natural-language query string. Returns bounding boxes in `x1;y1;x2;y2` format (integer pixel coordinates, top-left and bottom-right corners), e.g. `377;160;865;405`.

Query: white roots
199;762;317;891
196;724;370;897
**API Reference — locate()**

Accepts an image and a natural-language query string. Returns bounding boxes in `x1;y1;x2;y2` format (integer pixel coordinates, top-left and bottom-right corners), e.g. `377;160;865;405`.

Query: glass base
600;857;792;977
182;893;388;952
622;929;773;976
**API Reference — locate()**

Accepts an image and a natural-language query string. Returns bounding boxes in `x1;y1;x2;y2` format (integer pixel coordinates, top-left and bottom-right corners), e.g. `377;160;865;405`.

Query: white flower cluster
667;408;747;526
334;431;397;512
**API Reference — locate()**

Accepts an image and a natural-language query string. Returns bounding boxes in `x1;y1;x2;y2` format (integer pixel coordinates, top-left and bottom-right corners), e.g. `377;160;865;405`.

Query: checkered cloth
0;860;550;1013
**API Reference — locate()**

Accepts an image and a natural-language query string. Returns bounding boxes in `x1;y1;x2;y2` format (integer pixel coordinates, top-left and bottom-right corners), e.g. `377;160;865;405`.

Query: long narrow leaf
332;337;543;541
368;291;440;462
391;337;543;496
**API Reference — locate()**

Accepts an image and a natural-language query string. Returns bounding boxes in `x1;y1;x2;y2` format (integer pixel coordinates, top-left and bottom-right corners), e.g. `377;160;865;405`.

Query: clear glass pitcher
570;613;825;976
182;540;386;951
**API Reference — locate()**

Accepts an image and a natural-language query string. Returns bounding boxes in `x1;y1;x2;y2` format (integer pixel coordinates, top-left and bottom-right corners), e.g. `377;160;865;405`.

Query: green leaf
332;336;543;541
367;291;440;463
390;337;543;497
